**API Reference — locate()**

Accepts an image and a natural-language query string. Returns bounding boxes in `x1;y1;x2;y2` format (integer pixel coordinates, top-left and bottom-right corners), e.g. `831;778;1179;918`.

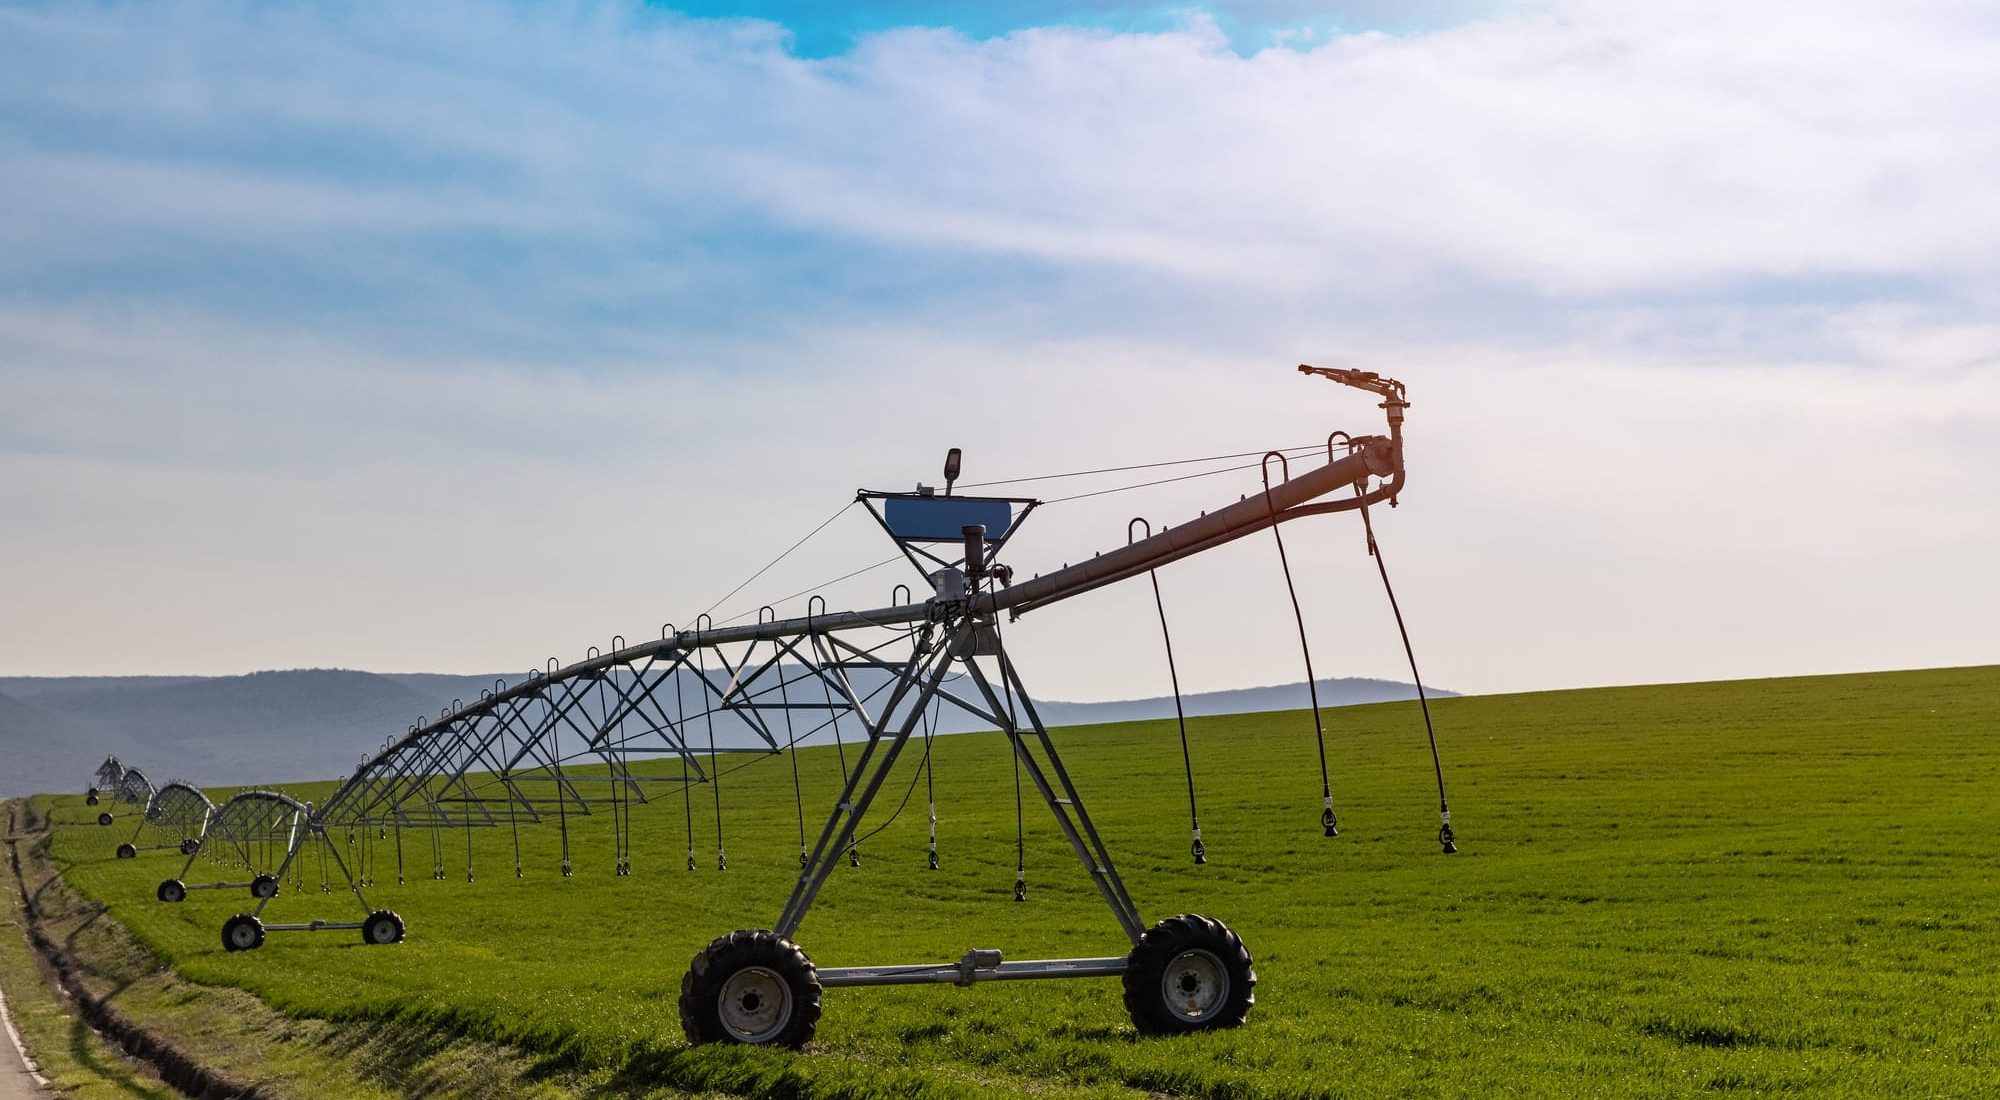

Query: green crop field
34;665;2000;1098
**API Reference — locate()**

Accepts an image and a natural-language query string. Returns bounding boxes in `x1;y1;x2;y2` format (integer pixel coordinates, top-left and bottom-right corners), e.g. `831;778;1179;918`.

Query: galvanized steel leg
966;653;1147;945
252;827;312;918
774;632;960;940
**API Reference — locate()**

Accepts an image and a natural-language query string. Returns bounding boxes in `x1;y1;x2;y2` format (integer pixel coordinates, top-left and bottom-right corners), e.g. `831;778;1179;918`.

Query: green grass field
35;665;2000;1098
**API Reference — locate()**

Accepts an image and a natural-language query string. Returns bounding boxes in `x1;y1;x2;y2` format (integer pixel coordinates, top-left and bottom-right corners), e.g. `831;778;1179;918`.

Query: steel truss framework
86;756;124;808
198;367;1428;1043
156;790;311;905
95;765;156;827
118;780;214;859
114;767;154;806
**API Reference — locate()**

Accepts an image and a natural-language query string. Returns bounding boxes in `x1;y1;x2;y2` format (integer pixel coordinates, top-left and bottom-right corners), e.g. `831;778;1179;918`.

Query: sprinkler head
928;848;940;871
1013;875;1027;903
1321;807;1339;838
1191;838;1207;865
849;848;861;868
1439;823;1458;855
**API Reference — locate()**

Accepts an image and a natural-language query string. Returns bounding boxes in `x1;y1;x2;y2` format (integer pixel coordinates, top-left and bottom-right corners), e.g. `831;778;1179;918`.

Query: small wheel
221;914;265;952
1123;914;1255;1035
361;910;404;945
116;843;137;859
86;792;100;806
249;874;279;899
157;879;187;903
181;838;202;856
680;930;821;1048
97;812;115;827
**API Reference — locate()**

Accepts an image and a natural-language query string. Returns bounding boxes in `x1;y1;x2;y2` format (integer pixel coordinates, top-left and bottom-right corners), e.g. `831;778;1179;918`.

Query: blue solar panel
882;497;1015;542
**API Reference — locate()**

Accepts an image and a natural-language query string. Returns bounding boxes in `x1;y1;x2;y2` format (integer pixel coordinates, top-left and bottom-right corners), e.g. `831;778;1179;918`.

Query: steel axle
818;950;1129;988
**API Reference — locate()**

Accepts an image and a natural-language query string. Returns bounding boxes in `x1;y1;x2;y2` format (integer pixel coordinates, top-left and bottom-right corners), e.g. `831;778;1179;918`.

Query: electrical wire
702;444;1326;627
1042;450;1322;505
697;501;857;620
988;611;1028;902
922;696;939;869
810;634;861;866
960;444;1325;490
849;722;935;848
710;556;903;628
701;666;963;785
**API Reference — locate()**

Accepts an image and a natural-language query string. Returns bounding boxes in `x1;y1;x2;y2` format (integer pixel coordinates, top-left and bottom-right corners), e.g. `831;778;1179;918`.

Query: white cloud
5;1;1996;309
0;0;1994;692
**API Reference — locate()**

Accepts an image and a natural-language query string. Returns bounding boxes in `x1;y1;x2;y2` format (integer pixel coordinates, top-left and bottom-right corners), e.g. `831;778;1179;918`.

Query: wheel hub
718;966;793;1043
1161;949;1228;1024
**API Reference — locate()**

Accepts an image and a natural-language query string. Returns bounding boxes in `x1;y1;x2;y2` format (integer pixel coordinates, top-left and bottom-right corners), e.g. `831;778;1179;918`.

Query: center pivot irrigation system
114;780;215;861
86;756;125;806
152;366;1455;1048
92;765;154;827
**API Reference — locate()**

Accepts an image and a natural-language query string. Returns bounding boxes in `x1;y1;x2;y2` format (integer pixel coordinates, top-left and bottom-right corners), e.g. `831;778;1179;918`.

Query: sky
0;0;1995;700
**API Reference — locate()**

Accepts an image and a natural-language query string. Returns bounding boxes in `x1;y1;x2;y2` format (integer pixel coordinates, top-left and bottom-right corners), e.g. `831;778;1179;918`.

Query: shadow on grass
61;977;175;1099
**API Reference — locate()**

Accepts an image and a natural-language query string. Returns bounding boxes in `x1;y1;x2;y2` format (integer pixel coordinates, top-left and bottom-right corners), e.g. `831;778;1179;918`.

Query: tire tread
679;929;821;1048
1122;912;1256;1035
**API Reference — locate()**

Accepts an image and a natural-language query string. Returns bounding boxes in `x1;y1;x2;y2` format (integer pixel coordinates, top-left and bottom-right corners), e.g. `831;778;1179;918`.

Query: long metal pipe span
320;380;1403;821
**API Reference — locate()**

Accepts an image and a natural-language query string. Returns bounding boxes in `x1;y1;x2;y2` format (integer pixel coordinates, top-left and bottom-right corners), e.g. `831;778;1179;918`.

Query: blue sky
1;1;1995;693
656;1;1500;55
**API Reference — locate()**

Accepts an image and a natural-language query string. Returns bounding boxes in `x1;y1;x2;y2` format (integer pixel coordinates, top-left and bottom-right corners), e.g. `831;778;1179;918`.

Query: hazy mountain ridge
0;669;1453;797
0;688;146;794
0;675;209;703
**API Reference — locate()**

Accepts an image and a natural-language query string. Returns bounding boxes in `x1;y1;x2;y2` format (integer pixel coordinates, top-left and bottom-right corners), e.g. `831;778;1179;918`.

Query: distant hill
0;675;208;705
0;670;440;795
0;668;1452;798
1030;677;1451;729
0;688;146;796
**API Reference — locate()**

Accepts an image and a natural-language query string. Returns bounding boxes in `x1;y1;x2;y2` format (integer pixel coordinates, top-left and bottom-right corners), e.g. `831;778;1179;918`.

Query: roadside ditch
2;799;605;1100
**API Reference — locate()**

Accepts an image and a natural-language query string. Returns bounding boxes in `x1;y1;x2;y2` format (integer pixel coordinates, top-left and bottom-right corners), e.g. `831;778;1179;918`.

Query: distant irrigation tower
114;780;215;861
94;765;154;827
